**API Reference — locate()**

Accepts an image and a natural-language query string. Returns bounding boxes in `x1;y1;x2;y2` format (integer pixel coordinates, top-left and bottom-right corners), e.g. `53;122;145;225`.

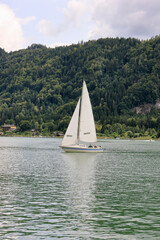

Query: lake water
0;137;160;240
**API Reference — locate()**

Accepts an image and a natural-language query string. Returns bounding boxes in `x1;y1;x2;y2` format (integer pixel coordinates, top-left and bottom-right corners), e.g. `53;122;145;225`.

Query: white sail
79;81;97;143
61;99;80;146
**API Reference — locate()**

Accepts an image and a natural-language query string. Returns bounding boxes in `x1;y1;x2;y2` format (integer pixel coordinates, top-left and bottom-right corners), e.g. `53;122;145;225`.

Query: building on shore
2;125;17;132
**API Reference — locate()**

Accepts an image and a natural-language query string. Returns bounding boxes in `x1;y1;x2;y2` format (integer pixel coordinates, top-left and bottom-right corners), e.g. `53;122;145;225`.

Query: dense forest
0;36;160;138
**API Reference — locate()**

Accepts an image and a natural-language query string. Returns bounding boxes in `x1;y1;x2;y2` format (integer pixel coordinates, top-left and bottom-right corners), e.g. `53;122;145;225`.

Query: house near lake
2;125;17;132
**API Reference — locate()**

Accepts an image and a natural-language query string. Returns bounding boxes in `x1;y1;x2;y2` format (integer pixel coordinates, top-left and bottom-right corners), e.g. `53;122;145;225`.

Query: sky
0;0;160;52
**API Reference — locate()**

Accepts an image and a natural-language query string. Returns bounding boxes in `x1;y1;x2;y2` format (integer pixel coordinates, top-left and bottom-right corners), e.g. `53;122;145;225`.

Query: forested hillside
0;36;160;137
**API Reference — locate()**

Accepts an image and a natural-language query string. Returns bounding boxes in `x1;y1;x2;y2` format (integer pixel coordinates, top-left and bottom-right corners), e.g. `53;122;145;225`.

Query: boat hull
60;145;104;153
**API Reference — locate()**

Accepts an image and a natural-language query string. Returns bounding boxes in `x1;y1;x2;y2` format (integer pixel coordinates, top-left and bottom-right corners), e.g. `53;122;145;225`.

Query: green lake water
0;137;160;239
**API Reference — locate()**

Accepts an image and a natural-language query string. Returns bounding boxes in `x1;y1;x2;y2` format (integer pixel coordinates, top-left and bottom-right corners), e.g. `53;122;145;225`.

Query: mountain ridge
0;36;160;136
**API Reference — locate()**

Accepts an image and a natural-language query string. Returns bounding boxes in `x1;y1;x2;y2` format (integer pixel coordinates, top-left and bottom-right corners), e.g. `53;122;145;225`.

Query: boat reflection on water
61;153;97;219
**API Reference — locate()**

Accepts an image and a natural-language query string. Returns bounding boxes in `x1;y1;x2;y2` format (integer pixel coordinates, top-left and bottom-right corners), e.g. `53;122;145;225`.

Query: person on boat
94;145;97;148
88;144;92;148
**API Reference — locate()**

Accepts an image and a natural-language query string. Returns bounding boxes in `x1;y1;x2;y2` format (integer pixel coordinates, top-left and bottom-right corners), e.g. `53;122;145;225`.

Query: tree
19;120;31;131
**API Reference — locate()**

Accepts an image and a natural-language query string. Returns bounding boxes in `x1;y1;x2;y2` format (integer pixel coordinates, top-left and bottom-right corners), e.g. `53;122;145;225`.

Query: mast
77;97;81;144
77;81;85;143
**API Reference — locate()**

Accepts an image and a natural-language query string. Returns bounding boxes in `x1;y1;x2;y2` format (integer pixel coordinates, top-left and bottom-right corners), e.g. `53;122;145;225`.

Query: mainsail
61;99;80;146
79;81;97;143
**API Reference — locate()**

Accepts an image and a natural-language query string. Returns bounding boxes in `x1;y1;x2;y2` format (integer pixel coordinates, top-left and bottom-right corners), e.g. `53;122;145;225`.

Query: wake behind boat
60;81;103;153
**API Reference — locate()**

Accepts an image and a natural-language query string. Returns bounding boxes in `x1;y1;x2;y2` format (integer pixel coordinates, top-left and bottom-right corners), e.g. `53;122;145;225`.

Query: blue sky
0;0;160;52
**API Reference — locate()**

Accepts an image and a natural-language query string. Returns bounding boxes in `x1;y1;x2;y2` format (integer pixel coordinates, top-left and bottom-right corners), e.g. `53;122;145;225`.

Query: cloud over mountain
87;0;160;40
38;0;160;40
0;3;24;52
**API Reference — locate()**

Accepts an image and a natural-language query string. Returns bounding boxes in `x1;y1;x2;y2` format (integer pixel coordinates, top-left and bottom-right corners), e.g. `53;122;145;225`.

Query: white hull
60;145;103;153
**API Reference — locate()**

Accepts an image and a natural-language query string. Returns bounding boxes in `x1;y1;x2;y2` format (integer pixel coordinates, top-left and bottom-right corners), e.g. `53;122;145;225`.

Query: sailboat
60;81;103;153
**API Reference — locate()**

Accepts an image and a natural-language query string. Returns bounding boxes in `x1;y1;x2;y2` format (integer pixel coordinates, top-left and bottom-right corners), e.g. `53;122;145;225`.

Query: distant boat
60;81;103;153
146;139;155;142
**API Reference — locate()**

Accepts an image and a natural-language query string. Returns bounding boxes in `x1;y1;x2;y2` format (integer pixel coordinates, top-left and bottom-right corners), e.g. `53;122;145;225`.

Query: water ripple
0;137;160;239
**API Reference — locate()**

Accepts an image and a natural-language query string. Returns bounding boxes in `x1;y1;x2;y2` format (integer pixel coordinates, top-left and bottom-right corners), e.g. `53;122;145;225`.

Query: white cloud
49;42;70;48
20;16;36;25
38;0;160;41
38;19;66;36
38;0;86;36
38;19;53;35
86;0;160;40
0;3;25;52
63;0;85;27
1;0;159;51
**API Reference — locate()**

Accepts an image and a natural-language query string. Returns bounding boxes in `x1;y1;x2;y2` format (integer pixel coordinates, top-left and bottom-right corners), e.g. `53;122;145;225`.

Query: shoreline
0;135;159;141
